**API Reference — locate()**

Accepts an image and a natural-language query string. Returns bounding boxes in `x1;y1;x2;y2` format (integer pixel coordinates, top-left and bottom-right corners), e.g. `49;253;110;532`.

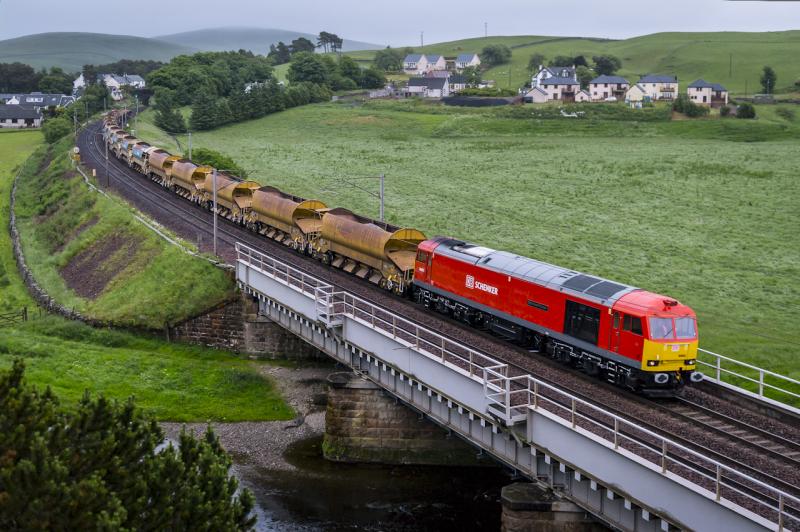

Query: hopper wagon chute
171;160;213;201
202;172;261;223
251;186;327;248
147;150;181;184
318;207;426;293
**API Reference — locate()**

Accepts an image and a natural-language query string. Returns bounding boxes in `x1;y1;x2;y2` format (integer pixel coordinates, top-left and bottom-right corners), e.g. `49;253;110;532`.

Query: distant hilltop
0;28;383;72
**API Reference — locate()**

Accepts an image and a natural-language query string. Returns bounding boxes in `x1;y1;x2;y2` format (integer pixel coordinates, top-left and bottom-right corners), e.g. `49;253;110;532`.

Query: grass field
134;100;800;384
0;130;293;422
13;135;233;329
346;31;800;93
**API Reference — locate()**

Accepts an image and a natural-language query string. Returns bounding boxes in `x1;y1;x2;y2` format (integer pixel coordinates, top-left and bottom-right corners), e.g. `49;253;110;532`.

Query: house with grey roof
1;92;75;109
532;65;577;88
0;106;42;129
524;86;549;104
455;53;480;71
404;54;429;75
426;55;447;71
406;77;450;98
589;75;630;101
539;76;580;102
636;74;678;101
688;79;728;107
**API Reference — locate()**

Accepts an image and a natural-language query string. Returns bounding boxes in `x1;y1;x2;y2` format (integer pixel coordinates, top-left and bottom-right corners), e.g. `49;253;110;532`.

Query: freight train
101;112;701;395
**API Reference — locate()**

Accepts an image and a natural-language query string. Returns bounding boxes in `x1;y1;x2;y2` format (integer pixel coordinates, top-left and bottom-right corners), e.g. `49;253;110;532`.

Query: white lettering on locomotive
465;275;498;295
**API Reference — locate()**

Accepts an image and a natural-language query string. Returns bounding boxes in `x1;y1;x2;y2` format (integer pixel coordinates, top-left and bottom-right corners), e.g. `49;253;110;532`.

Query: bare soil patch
60;231;144;299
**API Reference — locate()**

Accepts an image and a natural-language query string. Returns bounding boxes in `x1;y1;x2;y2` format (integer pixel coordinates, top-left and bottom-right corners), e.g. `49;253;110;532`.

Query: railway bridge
235;242;799;532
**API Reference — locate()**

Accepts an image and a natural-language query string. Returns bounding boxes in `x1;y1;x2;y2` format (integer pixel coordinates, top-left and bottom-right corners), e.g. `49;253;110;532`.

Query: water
233;436;511;531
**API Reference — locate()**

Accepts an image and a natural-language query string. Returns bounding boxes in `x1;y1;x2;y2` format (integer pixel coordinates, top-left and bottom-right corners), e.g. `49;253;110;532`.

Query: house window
604;83;608;87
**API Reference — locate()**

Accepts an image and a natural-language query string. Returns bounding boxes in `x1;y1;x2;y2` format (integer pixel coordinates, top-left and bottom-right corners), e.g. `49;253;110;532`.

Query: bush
459;87;517;97
329;73;358;92
719;105;731;117
737;103;756;119
672;93;709;118
191;147;248;177
775;107;795;121
481;44;512;66
42;117;72;144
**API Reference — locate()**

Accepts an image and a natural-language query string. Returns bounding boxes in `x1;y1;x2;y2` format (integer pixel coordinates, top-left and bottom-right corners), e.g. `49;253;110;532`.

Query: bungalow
1;92;75;109
540;77;580;102
589;75;629;101
74;73;146;92
532;65;577;88
637;74;678;101
574;90;592;103
687;79;728;107
455;53;480;71
403;54;429;75
426;55;447;71
524;87;549;104
624;84;650;108
407;77;450;98
0;106;42;129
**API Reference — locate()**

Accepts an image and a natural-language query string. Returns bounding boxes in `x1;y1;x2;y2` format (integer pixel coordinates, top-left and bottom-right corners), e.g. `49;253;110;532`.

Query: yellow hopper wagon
202;173;261;224
251;186;327;249
147;150;181;186
171;160;213;202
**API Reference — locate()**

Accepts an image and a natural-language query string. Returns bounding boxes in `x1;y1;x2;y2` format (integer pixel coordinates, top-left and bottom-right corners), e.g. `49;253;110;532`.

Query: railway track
79;120;800;524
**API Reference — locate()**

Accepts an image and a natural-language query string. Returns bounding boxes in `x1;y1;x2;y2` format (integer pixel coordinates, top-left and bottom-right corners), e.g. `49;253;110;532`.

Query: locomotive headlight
685;359;696;366
647;360;660;367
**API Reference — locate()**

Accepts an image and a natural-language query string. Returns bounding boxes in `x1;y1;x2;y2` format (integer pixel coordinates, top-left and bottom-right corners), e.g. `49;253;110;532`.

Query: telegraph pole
134;94;139;132
188;132;192;160
212;167;218;256
485;22;488;38
105;137;109;188
420;31;424;48
379;173;385;222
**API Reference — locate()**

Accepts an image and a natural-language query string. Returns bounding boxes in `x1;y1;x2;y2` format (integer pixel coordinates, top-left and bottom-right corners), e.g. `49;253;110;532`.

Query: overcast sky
1;0;798;43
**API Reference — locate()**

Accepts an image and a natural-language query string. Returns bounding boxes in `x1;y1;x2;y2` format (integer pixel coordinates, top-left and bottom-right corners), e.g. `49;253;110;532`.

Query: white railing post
613;418;619;450
759;370;764;397
715;465;721;501
571;398;576;428
661;441;668;474
716;355;721;382
778;494;784;531
533;381;539;410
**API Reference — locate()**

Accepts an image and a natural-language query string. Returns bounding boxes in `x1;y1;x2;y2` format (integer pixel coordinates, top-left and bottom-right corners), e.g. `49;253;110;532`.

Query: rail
698;348;800;410
0;307;28;327
236;242;798;529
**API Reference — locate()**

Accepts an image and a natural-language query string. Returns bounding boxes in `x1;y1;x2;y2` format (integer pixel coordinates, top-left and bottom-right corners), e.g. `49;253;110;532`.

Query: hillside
0;32;195;72
158;27;382;54
347;31;800;94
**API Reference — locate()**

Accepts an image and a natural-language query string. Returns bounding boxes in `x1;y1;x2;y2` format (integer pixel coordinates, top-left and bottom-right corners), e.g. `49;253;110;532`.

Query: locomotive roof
433;238;638;306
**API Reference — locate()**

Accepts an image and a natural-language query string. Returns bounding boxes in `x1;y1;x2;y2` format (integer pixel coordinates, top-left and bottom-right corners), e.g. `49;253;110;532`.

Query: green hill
157;27;382;55
0;32;195;72
348;31;800;94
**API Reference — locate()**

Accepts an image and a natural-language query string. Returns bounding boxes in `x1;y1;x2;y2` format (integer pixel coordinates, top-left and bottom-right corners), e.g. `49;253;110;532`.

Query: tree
268;41;292;65
190;91;219;131
737;103;756;119
576;66;594;89
374;47;404;71
191;147;248;177
290;37;316;54
462;65;482;86
592;55;622;76
527;53;546;72
672;93;709;117
572;55;588;67
338;56;362;83
360;68;386;89
42;117;72;143
549;55;575;67
287;52;331;85
760;66;777;94
153;88;186;133
481;44;512;66
0;360;255;530
0;62;41;92
317;31;343;53
329;73;358;91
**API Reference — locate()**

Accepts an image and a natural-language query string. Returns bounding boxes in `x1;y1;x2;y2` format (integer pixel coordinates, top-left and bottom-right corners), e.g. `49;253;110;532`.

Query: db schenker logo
465;275;498;295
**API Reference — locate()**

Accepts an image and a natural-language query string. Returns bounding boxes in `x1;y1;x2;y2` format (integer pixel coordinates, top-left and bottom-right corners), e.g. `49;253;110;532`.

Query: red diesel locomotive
412;237;701;394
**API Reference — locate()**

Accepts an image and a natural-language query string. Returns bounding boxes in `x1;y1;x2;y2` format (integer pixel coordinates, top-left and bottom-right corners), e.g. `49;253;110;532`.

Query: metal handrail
698;348;800;405
235;242;798;529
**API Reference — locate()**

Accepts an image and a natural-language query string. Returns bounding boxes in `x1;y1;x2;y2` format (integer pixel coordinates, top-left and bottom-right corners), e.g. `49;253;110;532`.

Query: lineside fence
0;307;27;327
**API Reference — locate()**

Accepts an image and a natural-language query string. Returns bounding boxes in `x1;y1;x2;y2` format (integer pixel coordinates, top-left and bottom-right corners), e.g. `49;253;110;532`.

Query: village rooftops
541;76;580;86
590;75;629;84
0;106;42;120
638;74;677;83
456;53;478;62
408;77;447;89
688;79;727;91
404;54;424;63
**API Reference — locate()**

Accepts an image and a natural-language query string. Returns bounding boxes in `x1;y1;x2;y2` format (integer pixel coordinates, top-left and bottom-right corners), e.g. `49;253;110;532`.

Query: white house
636;74;678;101
687;79;729;107
625;84;649;108
407;77;449;98
74;73;146;98
403;54;429;75
540;77;580;101
589;75;629;101
574;89;592;103
532;65;577;88
524;87;549;104
455;53;480;71
0;106;42;129
426;55;447;71
448;74;467;93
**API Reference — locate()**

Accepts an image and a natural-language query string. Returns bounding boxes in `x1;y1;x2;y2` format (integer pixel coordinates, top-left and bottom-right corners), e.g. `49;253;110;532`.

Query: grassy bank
13;135;233;329
0;130;293;422
134;100;800;381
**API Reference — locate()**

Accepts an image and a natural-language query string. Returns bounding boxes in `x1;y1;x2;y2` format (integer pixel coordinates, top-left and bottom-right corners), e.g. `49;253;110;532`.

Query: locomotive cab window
623;315;643;335
564;301;600;345
416;251;429;263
